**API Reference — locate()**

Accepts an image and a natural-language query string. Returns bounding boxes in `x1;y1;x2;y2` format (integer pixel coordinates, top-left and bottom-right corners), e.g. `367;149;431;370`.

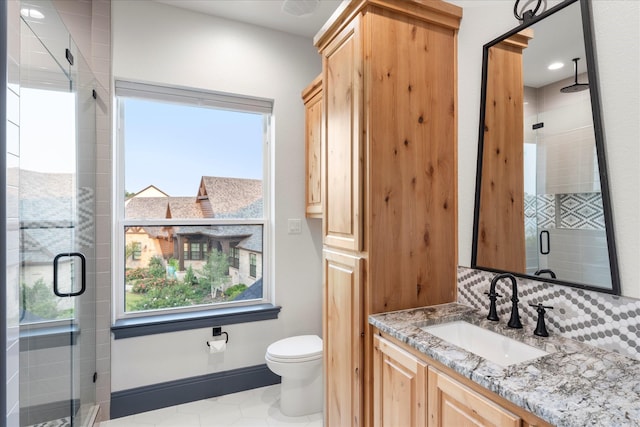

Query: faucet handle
484;291;502;321
529;303;553;337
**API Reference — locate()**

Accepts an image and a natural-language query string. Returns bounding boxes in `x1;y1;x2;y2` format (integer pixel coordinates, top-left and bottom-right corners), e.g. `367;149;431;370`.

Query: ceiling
153;0;345;39
521;1;586;88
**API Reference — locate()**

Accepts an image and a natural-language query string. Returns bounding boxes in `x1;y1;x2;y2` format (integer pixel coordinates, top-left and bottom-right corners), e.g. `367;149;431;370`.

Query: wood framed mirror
471;0;620;294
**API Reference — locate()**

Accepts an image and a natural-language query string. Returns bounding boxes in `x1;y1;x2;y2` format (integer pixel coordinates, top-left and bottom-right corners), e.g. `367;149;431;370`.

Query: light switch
288;219;302;234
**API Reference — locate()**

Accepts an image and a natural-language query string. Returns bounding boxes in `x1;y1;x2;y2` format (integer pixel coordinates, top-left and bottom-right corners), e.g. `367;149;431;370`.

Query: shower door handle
53;252;87;297
539;231;550;255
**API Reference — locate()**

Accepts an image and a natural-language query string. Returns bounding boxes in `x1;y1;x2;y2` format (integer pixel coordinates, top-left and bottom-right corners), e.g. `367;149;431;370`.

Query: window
250;253;257;278
190;242;202;260
132;242;142;260
115;81;272;319
229;244;240;269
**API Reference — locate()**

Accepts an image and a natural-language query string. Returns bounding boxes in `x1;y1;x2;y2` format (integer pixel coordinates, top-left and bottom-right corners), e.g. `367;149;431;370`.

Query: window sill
20;323;80;351
111;303;281;339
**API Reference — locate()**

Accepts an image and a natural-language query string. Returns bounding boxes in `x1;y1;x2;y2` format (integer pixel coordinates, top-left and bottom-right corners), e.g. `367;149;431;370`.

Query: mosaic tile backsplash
457;266;640;361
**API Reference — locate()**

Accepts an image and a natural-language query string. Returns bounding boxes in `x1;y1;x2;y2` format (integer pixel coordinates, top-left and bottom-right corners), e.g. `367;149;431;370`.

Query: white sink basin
421;321;549;367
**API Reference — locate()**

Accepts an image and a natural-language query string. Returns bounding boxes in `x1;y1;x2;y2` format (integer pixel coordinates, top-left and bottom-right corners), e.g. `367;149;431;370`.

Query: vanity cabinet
302;74;323;218
373;335;428;427
315;1;463;424
372;332;553;427
428;367;520;427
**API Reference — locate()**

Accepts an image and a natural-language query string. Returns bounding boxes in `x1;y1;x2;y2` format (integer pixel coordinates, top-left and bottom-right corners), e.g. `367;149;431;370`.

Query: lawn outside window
113;81;273;322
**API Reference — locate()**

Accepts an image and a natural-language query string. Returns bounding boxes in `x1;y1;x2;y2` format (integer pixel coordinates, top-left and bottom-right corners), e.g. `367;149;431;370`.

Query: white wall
111;1;323;391
452;1;640;298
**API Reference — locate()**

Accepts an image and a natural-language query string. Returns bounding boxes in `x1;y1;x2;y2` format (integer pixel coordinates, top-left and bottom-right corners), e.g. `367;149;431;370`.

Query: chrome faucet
486;273;522;329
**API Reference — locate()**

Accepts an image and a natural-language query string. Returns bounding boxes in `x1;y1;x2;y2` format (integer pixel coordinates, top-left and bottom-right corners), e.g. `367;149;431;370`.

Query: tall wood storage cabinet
314;1;462;426
302;74;323;218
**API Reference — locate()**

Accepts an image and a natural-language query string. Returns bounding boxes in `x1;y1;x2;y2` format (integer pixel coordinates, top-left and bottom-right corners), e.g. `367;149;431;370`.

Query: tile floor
98;384;323;427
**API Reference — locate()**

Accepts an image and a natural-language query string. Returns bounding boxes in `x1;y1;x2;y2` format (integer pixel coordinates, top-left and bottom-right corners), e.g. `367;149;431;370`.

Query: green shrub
126;267;148;281
148;255;165;278
184;265;199;286
224;284;248;299
20;279;72;321
128;281;200;311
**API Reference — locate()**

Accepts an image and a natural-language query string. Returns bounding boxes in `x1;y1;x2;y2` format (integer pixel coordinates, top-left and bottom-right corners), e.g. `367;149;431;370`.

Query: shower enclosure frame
14;0;98;426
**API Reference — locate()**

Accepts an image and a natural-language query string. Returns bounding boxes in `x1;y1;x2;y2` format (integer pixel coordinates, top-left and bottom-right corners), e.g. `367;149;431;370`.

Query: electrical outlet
288;219;302;234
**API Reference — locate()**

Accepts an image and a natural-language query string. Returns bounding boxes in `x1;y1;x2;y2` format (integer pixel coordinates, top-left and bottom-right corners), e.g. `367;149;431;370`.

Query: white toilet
265;335;323;417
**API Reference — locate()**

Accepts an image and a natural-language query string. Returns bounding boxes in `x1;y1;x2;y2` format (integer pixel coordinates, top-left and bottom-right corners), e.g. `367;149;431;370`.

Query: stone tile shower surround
457;266;640;361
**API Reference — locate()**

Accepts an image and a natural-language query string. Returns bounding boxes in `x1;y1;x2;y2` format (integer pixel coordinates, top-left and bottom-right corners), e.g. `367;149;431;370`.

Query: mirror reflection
472;0;620;293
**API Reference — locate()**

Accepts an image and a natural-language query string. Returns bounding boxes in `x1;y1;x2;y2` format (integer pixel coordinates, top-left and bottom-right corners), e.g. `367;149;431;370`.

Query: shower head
560;83;589;93
560;58;589;93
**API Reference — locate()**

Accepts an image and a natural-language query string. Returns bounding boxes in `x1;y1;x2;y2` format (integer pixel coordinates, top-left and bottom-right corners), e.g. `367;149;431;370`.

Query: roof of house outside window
125;176;262;220
200;176;262;217
236;232;262;253
124;176;263;255
130;185;169;198
233;278;263;301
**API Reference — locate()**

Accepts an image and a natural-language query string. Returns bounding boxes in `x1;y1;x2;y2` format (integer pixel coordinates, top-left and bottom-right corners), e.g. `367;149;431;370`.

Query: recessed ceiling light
20;8;45;19
282;0;319;17
548;62;564;70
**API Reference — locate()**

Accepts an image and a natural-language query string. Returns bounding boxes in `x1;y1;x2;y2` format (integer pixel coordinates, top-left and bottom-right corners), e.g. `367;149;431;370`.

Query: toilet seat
266;335;322;363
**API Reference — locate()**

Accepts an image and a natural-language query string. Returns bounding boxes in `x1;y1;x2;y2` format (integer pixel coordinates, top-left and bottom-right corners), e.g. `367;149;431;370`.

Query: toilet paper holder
207;326;228;347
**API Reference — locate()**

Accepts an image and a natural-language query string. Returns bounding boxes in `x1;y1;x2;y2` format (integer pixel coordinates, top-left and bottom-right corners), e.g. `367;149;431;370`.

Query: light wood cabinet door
373;335;428;427
428;367;522;427
321;16;363;252
323;250;364;427
302;74;323;218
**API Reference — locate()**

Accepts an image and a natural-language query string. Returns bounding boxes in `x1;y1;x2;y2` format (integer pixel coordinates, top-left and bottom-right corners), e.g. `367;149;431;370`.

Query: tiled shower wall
523;73;610;287
524;191;610;286
457;266;640;361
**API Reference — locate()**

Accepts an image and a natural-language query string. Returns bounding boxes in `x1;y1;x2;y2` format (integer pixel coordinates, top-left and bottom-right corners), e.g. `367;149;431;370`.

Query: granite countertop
369;303;640;427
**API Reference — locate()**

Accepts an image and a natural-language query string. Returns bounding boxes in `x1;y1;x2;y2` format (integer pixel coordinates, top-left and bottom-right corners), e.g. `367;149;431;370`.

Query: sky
123;98;264;197
20;88;76;174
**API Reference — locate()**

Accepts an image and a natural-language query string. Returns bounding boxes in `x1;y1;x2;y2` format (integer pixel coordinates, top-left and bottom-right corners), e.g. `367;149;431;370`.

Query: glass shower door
19;7;97;426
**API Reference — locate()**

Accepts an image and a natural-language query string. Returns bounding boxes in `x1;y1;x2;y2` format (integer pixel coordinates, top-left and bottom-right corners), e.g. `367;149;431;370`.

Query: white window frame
112;80;273;321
